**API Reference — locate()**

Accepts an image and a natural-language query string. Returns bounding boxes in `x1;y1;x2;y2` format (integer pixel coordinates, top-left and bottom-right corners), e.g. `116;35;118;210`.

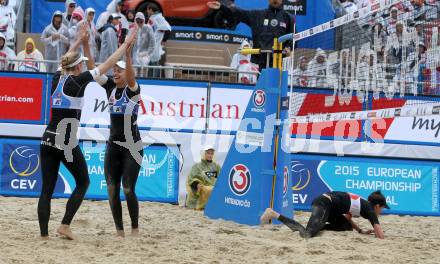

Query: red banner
0;77;44;122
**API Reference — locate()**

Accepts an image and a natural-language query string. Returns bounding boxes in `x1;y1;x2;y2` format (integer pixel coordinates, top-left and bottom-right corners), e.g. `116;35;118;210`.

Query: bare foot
57;225;75;240
260;208;275;225
131;228;139;236
116;230;125;238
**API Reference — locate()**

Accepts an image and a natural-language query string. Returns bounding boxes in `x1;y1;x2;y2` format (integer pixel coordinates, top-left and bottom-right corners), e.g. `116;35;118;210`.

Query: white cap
203;145;215;151
390;6;398;12
115;61;126;69
135;12;145;21
111;13;121;19
86;8;95;15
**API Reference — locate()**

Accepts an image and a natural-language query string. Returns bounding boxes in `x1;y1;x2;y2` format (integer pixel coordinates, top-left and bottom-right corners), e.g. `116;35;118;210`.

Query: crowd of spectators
287;0;440;95
0;0;171;76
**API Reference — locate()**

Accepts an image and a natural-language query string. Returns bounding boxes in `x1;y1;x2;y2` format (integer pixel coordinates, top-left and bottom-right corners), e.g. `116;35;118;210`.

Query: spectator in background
425;0;439;21
85;8;98;61
386;6;399;35
6;0;16;9
147;3;171;77
207;0;294;70
407;42;428;94
16;37;46;72
67;7;84;46
62;0;76;27
230;40;259;84
0;0;16;41
230;40;251;69
41;11;69;73
96;0;128;45
98;13;118;68
370;19;387;53
339;0;358;13
186;146;221;210
387;21;413;76
126;9;136;29
292;56;310;87
0;32;15;71
413;21;425;45
309;49;328;88
131;12;155;73
410;0;426;21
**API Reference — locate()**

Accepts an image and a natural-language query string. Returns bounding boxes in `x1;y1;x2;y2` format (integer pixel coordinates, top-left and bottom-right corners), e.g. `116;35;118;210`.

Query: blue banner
0;138;179;203
31;0;109;33
291;154;440;216
205;68;281;225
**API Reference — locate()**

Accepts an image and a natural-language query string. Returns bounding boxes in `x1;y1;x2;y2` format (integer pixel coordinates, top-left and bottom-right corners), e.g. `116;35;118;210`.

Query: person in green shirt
186;145;221;210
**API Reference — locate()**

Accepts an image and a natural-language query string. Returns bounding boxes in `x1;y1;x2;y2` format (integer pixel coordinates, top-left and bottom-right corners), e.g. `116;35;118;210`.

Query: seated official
186;146;221;210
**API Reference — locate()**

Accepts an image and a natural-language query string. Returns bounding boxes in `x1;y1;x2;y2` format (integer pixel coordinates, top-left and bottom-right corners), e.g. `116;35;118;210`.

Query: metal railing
2;59;260;84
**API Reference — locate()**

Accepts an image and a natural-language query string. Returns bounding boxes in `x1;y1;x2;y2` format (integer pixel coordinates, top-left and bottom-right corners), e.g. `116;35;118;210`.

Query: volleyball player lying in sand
261;191;389;239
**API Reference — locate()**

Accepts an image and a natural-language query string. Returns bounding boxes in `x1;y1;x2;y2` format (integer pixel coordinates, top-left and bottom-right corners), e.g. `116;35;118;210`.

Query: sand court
0;197;439;264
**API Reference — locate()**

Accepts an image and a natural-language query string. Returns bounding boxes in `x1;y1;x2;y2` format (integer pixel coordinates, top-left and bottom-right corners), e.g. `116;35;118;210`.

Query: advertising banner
290;89;440;146
290;91;364;141
291;154;440;216
0;74;47;124
0;138;179;203
80;80;253;133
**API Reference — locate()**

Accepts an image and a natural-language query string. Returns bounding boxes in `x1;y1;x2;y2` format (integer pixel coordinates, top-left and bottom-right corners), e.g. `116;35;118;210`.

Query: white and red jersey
0;45;16;70
0;4;16;40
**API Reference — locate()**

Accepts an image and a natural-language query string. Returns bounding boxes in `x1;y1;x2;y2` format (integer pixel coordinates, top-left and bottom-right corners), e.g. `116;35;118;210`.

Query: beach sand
0;196;439;264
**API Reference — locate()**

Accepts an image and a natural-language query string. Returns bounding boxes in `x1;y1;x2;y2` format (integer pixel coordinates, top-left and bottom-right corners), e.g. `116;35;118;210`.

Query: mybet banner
0;138;179;203
291;154;440;216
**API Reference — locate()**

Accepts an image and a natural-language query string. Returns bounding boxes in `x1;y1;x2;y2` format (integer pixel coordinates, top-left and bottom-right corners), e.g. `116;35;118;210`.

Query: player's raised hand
207;1;221;9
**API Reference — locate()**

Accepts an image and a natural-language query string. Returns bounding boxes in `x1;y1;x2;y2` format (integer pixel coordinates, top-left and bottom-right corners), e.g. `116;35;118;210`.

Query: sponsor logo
291;161;311;191
433;105;440;115
395;108;401;117
330;21;335;28
9;146;40;177
228;164;251;196
350;112;356;119
253;89;266;108
224;34;230;42
195;32;202;39
309;28;314;35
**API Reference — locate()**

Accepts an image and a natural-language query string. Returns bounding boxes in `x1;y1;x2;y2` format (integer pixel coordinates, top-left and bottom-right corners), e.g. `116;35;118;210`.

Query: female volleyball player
95;38;143;237
38;23;138;240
